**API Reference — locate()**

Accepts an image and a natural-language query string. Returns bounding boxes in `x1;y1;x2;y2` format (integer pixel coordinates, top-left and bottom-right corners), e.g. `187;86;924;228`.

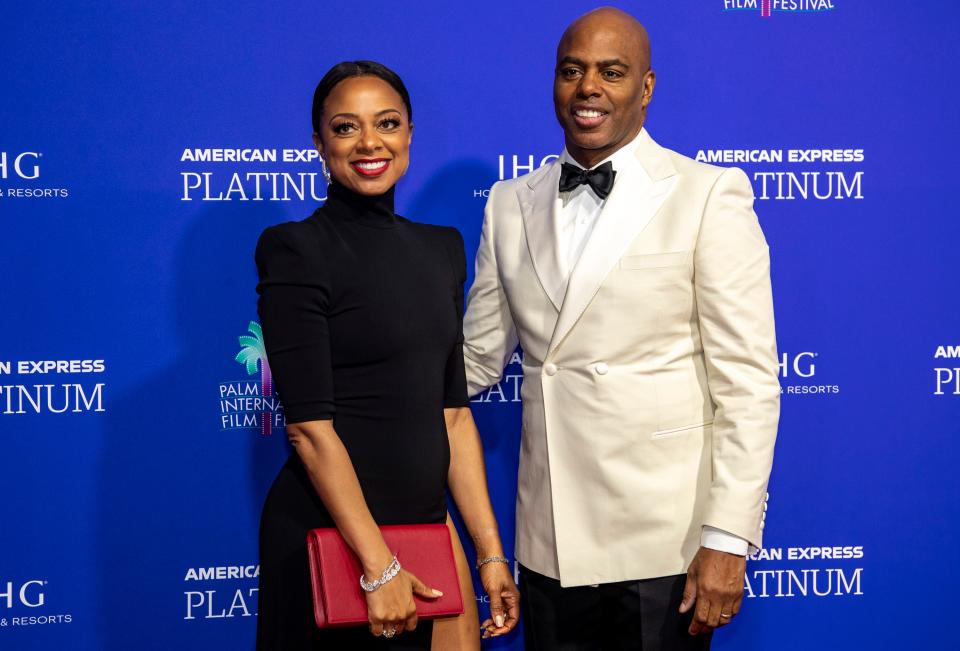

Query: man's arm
695;165;779;547
463;181;520;396
680;166;780;634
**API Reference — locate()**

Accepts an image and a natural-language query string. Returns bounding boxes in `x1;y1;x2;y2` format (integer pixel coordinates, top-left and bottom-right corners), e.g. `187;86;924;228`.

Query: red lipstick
350;158;391;177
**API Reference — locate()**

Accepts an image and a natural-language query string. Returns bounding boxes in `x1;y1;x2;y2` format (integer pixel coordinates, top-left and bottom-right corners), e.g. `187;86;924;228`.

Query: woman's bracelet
360;555;401;592
476;555;510;569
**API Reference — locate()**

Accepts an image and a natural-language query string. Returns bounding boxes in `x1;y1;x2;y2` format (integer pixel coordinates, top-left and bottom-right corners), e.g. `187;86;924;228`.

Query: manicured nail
432;589;443;596
495;614;505;628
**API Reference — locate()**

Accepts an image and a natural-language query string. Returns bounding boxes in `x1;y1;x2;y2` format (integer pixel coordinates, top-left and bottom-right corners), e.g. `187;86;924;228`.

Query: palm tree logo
235;321;274;436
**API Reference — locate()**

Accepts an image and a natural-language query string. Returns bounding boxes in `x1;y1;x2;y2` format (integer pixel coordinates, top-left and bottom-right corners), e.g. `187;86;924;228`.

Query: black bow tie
558;161;616;200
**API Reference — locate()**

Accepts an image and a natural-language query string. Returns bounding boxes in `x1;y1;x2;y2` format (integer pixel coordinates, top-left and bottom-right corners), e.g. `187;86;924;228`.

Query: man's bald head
558;7;651;70
553;6;656;168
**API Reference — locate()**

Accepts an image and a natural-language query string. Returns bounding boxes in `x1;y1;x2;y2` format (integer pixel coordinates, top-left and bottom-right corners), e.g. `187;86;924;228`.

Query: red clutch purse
306;523;464;628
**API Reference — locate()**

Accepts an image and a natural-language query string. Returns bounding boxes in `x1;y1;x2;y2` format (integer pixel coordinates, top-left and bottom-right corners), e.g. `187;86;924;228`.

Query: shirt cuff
701;526;750;556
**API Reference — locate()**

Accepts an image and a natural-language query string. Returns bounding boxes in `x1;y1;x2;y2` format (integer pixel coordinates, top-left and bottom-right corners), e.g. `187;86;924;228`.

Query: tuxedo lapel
548;131;678;353
519;163;565;311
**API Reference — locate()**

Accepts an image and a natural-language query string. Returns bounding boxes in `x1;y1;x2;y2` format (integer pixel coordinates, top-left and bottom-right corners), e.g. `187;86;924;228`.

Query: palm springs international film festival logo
723;0;836;17
218;322;284;435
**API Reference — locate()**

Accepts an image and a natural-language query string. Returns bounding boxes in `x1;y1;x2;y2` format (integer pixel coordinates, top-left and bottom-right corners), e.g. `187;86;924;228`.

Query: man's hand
678;546;746;635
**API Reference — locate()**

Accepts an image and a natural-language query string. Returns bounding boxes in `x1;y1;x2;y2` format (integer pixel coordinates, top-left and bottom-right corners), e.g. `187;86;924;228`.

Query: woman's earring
319;155;332;184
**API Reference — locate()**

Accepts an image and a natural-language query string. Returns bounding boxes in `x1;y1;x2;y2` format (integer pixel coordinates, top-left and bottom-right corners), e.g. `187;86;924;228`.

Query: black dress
254;182;469;650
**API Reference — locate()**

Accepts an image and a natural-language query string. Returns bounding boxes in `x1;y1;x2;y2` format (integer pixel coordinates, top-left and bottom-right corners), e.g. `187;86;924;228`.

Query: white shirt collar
558;127;648;171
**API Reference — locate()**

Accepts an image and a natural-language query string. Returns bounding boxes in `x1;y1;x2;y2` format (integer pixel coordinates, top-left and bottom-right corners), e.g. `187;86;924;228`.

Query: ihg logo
0;152;41;180
1;580;46;608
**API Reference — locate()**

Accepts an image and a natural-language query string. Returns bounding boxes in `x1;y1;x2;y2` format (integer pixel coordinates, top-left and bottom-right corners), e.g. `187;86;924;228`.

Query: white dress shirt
557;130;750;557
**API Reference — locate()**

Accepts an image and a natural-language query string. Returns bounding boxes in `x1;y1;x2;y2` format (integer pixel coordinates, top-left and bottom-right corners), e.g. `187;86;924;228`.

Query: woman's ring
383;627;397;638
720;612;733;619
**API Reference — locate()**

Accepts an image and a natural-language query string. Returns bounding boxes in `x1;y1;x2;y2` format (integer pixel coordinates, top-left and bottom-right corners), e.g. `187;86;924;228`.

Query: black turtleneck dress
254;183;469;650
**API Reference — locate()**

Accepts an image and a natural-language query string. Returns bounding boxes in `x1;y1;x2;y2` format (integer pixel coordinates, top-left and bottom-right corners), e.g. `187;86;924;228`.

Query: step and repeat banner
2;1;958;649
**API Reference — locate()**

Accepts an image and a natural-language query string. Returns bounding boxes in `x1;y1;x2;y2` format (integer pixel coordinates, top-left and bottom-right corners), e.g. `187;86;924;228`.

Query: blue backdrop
3;1;958;649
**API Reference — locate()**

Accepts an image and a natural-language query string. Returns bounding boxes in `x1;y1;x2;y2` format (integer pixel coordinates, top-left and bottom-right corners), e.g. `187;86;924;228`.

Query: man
462;7;780;649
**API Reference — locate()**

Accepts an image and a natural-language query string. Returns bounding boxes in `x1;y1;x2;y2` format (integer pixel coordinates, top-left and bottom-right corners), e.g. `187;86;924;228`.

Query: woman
255;60;519;649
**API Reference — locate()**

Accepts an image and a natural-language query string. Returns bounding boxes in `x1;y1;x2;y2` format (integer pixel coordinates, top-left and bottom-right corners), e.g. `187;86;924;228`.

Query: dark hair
311;60;413;134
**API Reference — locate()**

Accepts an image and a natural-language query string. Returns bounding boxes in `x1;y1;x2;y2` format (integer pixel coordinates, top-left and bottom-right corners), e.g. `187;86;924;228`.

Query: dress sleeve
255;225;335;423
442;227;470;408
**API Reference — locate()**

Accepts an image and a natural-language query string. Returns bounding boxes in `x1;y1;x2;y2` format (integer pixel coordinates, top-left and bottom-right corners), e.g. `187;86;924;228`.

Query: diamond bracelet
360;556;401;592
476;555;510;569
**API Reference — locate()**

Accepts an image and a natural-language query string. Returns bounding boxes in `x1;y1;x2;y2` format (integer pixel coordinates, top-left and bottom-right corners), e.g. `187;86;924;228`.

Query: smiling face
312;75;412;196
553;9;655;169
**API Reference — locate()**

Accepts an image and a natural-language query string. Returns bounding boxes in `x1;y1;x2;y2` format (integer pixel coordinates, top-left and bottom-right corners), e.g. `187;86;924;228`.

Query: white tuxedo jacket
463;130;780;587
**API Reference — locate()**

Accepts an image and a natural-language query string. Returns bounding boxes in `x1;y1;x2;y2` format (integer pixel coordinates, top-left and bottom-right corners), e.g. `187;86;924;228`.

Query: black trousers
519;565;711;651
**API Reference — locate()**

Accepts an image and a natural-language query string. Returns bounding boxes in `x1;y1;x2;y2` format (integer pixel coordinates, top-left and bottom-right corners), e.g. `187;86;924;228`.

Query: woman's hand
365;569;441;638
479;563;520;638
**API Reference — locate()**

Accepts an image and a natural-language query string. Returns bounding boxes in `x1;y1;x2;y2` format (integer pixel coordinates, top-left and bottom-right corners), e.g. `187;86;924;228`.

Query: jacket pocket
619;251;692;270
650;421;713;440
